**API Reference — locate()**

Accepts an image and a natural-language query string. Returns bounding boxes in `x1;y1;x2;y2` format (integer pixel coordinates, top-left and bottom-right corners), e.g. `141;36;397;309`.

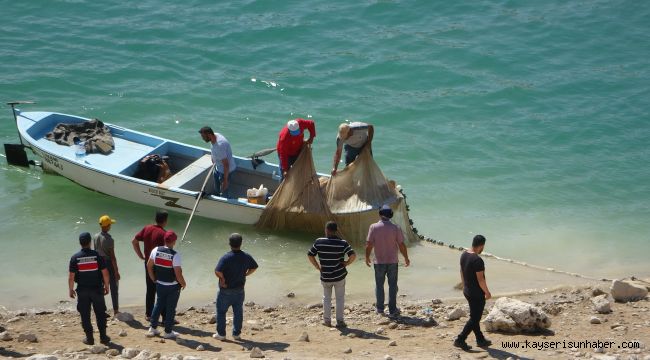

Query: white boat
16;110;282;224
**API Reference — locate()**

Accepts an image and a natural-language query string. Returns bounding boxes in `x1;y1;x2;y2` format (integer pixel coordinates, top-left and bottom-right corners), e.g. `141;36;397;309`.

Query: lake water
1;0;648;309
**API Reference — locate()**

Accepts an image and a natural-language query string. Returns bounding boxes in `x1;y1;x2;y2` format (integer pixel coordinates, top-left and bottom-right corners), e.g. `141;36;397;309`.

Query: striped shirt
308;236;355;282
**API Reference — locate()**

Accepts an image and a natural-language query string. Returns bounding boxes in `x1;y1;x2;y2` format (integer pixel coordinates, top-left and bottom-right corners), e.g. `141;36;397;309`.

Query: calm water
1;0;649;309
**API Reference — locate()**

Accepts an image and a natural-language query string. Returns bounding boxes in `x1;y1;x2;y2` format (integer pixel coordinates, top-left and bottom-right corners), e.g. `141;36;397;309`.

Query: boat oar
180;161;217;245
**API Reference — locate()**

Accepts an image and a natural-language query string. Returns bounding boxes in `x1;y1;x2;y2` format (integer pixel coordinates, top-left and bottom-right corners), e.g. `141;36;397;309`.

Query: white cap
287;120;299;132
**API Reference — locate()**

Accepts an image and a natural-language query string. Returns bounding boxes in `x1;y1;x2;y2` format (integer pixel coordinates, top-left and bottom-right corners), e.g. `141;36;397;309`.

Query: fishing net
255;146;335;234
256;145;418;245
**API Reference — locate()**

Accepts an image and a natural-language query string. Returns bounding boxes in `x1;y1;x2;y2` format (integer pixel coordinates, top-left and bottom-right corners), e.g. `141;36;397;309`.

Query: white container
75;141;86;159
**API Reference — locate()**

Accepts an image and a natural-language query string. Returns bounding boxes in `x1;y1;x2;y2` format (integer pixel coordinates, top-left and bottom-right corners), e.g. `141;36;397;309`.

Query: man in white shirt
199;126;237;198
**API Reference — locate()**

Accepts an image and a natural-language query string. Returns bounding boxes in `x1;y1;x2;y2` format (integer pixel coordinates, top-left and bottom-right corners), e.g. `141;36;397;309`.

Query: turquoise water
1;1;649;308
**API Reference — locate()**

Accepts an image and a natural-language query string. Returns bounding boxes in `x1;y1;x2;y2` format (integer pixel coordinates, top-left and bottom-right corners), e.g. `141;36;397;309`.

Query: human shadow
172;325;214;338
0;348;33;358
120;318;148;330
106;342;124;353
389;314;437;328
485;347;533;360
174;337;221;352
233;338;290;352
336;326;390;340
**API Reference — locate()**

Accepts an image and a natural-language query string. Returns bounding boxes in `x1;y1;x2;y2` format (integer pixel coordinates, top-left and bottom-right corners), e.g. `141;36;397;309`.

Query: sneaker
477;338;492;347
145;316;151;322
82;336;94;345
163;331;179;339
212;333;226;341
388;308;401;318
145;327;160;337
232;335;241;341
453;338;472;351
335;321;347;328
322;320;332;327
99;335;111;345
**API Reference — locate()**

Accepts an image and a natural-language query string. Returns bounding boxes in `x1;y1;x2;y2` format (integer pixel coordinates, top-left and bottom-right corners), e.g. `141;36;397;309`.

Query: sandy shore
1;282;649;360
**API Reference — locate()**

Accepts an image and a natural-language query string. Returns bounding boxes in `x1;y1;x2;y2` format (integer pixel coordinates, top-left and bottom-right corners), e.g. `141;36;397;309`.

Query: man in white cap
93;214;120;316
276;118;316;178
331;121;374;176
365;205;410;317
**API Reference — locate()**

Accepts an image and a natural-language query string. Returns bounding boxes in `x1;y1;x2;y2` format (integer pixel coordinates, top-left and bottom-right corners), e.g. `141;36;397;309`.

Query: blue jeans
213;170;233;198
374;263;398;314
150;283;181;333
216;288;245;336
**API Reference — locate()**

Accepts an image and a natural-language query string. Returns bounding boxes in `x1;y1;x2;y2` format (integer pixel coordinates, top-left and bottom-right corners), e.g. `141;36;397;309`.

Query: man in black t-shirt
69;232;111;345
453;235;492;351
308;221;356;327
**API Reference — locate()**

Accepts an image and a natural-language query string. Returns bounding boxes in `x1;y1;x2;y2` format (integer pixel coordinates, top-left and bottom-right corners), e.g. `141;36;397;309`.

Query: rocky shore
1;280;649;360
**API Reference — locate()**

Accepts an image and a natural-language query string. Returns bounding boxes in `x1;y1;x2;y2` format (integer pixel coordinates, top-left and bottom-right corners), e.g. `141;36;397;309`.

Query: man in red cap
93;214;120;316
276;118;316;178
146;230;186;339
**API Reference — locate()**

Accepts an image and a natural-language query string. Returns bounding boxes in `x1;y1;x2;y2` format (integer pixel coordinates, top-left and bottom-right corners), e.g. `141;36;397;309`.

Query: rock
431;298;443;305
347;333;357;338
263;324;273;329
134;350;153;360
7;317;21;323
342;347;353;353
306;303;322;309
208;315;216;324
245;301;256;307
611;279;648;302
592;295;612;314
482;297;551;333
184;357;202;360
376;327;385;334
592;288;607;297
251;325;263;331
250;346;265;358
90;344;108;354
388;323;398;329
590;316;602;324
115;312;135;322
195;345;204;351
17;333;38;342
106;349;120;356
446;307;466;321
287;292;295;298
389;340;397;346
122;348;141;359
298;332;309;342
1;331;12;341
384;355;393;360
119;329;128;337
26;355;57;360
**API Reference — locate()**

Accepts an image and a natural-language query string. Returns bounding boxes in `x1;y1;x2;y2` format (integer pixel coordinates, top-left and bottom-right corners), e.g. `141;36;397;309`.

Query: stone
388;323;398;329
119;329;128;337
0;331;12;341
389;340;397;346
90;344;108;354
482;297;551;333
590;316;602;324
347;333;357;338
446;307;466;321
26;356;57;360
195;345;205;351
611;279;649;302
376;327;385;334
263;324;273;329
106;349;120;356
432;298;443;305
245;301;256;307
134;350;153;360
184;357;202;360
384;355;393;360
592;295;612;314
287;292;295;298
299;332;309;342
592;288;607;297
306;303;322;309
208;315;216;324
115;312;135;322
250;346;265;358
122;348;141;359
17;333;38;343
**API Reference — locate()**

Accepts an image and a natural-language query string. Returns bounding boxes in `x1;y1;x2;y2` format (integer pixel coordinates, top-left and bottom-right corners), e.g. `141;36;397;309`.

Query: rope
398;188;611;283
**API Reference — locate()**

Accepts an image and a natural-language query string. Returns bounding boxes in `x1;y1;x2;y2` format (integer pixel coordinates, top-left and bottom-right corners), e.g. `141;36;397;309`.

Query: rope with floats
398;188;613;283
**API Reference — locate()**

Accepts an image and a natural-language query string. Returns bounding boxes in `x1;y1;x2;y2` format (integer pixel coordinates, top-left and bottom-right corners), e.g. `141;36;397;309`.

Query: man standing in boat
93;215;120;316
131;210;168;322
307;221;356;328
69;232;111;345
199;126;237;198
453;235;492;351
276;118;316;179
331;121;373;176
365;205;410;317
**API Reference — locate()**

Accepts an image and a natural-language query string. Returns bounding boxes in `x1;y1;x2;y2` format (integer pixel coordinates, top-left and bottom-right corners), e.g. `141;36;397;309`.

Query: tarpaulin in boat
45;119;114;154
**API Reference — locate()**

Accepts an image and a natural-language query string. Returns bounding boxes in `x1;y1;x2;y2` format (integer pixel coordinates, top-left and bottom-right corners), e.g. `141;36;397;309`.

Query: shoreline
2;282;649;360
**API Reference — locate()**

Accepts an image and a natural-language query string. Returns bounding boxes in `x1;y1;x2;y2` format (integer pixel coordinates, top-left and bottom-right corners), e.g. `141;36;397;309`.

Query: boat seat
160;154;212;189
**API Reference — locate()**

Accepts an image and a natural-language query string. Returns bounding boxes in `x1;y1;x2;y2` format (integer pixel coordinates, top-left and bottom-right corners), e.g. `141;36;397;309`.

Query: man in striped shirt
307;221;356;328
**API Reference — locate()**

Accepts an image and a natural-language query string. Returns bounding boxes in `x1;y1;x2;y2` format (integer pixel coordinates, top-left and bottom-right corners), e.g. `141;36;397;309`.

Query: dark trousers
344;144;372;165
278;154;299;180
105;258;119;311
151;283;181;334
458;294;486;341
76;287;107;338
216;288;245;337
144;262;165;321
